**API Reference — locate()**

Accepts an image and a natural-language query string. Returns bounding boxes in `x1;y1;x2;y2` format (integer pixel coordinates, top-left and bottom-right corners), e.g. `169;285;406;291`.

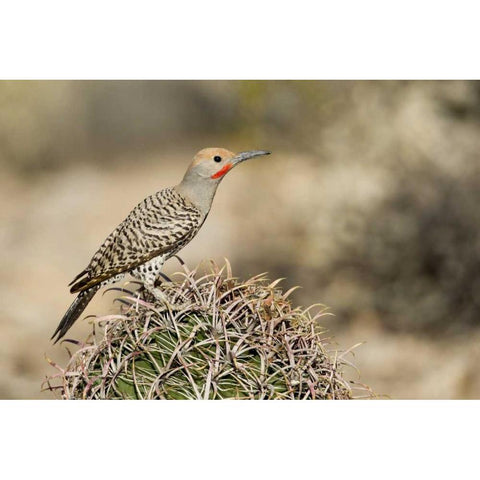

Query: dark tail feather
68;269;88;287
51;287;99;344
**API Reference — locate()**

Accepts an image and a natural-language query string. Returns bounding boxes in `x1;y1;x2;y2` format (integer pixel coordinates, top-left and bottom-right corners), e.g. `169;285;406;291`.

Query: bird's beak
231;150;271;165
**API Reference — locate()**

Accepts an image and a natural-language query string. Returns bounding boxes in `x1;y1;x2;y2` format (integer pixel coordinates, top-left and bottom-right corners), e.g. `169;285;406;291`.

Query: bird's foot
148;288;192;312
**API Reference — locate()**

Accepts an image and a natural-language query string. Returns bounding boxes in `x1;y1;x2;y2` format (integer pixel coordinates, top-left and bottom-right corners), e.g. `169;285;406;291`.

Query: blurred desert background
1;80;480;399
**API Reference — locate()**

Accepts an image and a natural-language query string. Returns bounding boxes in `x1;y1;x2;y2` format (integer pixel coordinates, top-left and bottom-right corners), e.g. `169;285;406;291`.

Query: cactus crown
46;259;366;400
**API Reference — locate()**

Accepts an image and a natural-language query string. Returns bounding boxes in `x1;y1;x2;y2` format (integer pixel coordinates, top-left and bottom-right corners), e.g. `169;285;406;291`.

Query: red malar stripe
211;163;233;179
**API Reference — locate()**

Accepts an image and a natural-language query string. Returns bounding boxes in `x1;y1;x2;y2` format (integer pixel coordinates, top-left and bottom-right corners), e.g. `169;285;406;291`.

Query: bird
51;147;271;343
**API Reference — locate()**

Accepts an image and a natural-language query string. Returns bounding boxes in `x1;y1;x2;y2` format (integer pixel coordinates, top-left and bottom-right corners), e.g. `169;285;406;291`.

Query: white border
1;400;477;478
1;1;479;79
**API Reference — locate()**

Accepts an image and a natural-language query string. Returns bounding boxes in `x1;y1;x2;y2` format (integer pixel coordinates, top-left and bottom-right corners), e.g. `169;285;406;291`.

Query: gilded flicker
52;148;271;343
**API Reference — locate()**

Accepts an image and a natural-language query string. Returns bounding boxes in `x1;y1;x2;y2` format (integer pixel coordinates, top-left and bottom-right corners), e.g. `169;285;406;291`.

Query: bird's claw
145;288;192;312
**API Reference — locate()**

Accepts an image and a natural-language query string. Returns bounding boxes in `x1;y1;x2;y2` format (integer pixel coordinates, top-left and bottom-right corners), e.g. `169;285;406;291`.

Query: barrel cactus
45;259;367;399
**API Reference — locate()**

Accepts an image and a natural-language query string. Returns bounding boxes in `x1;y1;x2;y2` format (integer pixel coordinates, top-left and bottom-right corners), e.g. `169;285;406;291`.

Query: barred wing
70;188;202;293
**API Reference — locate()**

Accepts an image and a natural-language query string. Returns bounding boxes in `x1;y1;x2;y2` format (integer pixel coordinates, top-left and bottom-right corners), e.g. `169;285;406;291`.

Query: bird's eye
213;155;222;162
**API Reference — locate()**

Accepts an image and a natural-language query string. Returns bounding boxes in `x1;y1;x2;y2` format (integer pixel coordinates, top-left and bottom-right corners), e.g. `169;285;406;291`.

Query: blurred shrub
336;165;480;335
230;81;480;336
0;80;333;173
0;81;240;172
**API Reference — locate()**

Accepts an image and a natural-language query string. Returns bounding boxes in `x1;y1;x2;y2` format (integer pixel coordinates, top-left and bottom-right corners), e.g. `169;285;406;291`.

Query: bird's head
176;147;271;212
188;147;271;181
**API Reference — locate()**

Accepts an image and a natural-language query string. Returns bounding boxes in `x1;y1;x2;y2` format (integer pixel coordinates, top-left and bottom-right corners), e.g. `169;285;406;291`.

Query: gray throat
174;172;220;219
